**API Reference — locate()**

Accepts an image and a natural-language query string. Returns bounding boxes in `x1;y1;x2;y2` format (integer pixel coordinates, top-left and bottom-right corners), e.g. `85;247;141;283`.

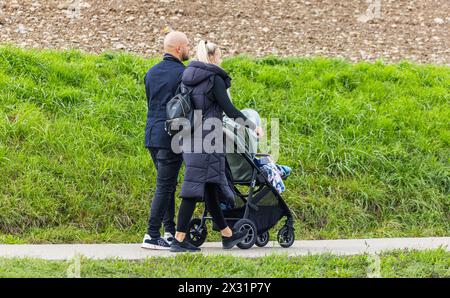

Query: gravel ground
0;0;449;64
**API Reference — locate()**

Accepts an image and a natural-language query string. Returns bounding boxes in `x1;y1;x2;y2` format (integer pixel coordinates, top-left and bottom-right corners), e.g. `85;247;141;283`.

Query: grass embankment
0;46;448;243
0;249;448;278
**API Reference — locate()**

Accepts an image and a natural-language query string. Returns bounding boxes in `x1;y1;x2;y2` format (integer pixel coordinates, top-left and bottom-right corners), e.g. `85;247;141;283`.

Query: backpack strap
180;82;193;95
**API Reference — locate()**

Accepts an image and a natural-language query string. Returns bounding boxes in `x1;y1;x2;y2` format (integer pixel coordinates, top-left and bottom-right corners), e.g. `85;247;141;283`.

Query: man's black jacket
144;53;185;149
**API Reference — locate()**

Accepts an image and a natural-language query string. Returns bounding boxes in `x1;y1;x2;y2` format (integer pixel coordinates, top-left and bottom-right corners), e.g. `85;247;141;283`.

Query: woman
170;40;262;252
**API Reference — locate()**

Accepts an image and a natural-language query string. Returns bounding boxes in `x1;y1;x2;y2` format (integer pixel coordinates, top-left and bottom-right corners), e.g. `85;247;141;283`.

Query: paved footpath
0;237;448;260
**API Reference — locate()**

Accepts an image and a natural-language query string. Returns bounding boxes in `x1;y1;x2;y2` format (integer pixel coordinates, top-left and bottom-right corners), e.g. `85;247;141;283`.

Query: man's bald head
164;31;190;61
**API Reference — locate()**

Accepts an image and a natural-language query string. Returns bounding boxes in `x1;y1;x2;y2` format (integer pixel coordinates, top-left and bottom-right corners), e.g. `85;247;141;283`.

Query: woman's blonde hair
196;40;221;64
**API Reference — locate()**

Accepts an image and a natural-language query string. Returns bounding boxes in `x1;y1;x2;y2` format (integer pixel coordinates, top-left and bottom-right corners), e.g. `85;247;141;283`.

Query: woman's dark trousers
177;183;228;233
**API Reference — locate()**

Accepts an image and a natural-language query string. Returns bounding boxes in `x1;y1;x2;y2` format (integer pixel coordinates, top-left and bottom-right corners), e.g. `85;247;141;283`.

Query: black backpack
165;83;194;136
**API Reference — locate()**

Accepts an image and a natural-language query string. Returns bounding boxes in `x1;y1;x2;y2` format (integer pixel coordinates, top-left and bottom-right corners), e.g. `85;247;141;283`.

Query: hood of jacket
182;61;231;88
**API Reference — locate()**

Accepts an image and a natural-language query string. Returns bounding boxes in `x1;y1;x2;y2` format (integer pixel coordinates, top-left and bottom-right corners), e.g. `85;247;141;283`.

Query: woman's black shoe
170;238;201;252
222;229;249;249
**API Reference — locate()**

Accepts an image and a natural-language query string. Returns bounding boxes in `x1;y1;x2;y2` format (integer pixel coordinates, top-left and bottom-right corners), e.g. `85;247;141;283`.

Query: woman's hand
255;126;264;139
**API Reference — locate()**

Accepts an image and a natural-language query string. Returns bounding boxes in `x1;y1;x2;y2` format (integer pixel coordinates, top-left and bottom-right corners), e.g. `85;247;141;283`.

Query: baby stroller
185;110;295;249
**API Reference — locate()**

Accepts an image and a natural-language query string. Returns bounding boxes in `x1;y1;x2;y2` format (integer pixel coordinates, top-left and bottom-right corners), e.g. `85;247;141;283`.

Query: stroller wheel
186;218;207;247
277;226;295;248
255;231;270;247
233;219;257;249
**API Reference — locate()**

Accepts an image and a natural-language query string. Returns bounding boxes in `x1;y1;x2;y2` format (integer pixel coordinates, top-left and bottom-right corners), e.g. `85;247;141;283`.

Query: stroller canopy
223;108;261;157
223;109;261;183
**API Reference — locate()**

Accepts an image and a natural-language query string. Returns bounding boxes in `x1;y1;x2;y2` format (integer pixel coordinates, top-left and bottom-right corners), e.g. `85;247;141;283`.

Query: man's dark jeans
147;148;183;238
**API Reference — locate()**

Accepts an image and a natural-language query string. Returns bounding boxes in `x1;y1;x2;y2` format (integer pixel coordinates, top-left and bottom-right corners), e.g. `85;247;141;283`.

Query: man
142;31;190;250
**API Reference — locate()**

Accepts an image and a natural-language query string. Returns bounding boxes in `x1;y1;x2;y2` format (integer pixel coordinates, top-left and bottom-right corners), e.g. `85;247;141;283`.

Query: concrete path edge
0;237;448;260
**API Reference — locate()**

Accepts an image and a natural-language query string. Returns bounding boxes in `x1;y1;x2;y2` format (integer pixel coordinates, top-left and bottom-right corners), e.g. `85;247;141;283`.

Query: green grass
0;46;449;243
0;249;448;278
